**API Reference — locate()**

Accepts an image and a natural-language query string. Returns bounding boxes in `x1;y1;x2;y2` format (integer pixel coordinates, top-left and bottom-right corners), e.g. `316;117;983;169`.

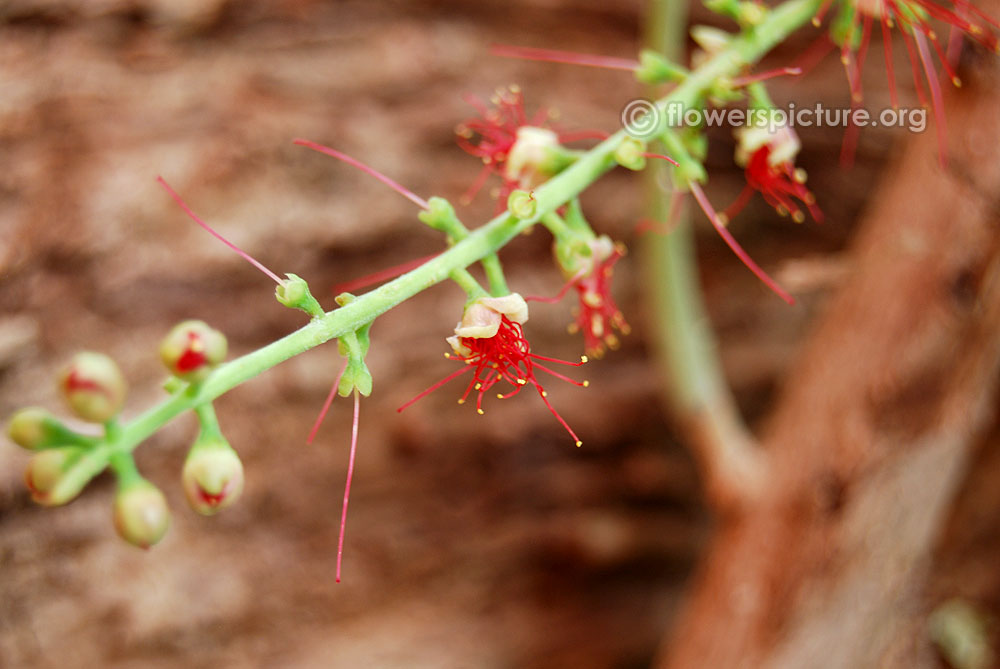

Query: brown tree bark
658;49;1000;669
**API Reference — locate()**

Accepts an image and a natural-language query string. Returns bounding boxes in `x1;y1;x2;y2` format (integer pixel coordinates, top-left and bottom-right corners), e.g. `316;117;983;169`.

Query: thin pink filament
293;139;430;211
336;389;361;583
913;31;948;169
306;356;351;445
156;176;283;285
689;181;795;305
730;67;802;87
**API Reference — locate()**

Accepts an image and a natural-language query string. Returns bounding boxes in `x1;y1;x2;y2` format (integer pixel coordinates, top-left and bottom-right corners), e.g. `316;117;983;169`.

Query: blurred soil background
0;1;997;667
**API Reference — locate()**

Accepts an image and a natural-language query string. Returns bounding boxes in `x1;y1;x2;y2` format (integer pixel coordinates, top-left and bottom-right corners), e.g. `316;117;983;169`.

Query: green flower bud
507;190;537;220
635;49;687;85
159;320;228;382
182;438;244;515
614;137;647;171
7;407;54;450
113;480;170;549
275;274;324;319
58;352;127;423
25;446;105;506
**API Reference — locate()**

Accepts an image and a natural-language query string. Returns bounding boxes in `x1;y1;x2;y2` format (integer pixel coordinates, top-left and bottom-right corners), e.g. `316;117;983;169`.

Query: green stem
642;0;781;509
451;268;489;299
106;0;821;458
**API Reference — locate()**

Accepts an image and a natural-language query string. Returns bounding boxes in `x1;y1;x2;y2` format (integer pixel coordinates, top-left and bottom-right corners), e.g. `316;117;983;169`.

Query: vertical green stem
641;0;766;508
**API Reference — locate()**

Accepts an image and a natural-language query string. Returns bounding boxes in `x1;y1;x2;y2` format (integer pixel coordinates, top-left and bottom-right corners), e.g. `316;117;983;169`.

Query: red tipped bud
113;480;170;548
182;439;244;515
58;352;127;423
25;446;105;506
159;320;227;382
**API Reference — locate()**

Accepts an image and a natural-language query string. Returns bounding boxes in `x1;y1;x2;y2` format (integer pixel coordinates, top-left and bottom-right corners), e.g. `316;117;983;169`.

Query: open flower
399;293;588;446
568;239;630;358
727;122;822;224
547;236;631;358
455;86;594;204
814;0;1000;163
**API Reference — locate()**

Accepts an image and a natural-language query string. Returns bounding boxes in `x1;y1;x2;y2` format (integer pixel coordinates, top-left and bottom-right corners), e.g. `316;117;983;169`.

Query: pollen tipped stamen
293;138;431;210
397;366;471;413
532;361;589;386
156;176;283;285
913;30;949;168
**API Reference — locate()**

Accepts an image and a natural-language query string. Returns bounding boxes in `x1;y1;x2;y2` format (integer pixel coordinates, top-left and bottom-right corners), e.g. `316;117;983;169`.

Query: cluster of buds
6;320;244;548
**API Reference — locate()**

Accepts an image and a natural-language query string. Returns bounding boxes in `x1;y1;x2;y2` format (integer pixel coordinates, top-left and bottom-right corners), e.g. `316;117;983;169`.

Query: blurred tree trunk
658;47;1000;669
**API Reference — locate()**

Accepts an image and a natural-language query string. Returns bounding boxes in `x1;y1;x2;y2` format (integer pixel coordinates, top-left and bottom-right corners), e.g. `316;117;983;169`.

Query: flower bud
25;446;105;506
614;137;647;171
58;352;127;423
113;480;170;548
7;407;55;450
159;320;227;382
182;439;244;515
507;190;537;220
275;274;324;318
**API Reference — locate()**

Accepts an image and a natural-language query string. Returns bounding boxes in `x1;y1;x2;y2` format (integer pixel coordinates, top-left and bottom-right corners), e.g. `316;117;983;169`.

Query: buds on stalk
182;436;244;515
58;352;127;423
25;446;106;506
159;320;228;382
7;407;59;450
113;479;170;548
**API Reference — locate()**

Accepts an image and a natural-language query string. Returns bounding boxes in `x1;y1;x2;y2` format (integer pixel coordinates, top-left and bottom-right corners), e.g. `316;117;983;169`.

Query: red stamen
156;176;283;285
881;10;900;109
306;356;350;445
399;317;585;445
332;253;441;295
642;152;681;167
689;181;795;305
293;139;430;211
914;30;949;168
489;44;640;71
335;389;361;583
730;67;802;87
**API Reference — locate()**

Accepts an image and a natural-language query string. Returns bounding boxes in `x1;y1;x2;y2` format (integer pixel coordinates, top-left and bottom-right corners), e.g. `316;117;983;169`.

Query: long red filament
306;356;350;445
335;389;361;583
293;139;430;211
156;177;283;285
689;181;795;305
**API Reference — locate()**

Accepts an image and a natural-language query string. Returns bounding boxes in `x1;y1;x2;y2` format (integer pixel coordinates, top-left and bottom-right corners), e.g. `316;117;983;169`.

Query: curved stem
106;0;821;462
641;0;770;510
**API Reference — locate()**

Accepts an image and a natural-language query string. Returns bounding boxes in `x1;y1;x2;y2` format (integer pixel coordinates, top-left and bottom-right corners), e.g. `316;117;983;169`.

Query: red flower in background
456;86;602;204
724;123;822;225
